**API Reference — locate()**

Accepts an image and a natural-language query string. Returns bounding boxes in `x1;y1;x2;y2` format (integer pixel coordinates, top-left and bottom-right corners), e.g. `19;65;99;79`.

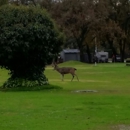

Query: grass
0;61;130;130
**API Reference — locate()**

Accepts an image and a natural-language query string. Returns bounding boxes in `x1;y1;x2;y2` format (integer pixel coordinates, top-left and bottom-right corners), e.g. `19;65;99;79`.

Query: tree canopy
42;0;130;62
2;0;130;63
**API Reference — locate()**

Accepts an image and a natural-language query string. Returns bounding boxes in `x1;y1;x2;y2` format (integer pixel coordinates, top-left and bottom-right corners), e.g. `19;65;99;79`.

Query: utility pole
95;37;97;66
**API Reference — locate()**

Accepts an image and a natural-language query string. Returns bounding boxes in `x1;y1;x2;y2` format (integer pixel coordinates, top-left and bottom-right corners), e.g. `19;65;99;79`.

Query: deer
52;62;79;81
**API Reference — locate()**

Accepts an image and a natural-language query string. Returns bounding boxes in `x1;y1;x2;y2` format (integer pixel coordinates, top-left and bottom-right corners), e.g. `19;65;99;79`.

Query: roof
63;49;80;53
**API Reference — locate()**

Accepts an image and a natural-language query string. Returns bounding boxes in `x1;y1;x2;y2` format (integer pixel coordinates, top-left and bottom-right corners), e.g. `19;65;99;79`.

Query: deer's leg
75;74;79;81
61;74;64;81
71;75;74;81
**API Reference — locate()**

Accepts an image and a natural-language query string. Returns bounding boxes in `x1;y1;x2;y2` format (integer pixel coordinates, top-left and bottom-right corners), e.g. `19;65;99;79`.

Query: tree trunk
86;44;91;63
119;39;126;62
80;49;85;62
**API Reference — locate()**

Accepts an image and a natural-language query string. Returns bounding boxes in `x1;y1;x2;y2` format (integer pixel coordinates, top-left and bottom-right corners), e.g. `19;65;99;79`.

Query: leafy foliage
39;0;130;62
0;5;64;88
0;0;8;6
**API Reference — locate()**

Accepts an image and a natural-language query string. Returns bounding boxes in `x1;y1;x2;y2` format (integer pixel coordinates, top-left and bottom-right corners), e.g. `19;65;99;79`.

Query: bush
0;5;64;88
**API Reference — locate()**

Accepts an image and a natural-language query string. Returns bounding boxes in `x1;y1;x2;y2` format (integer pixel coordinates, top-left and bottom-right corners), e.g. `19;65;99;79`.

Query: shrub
0;5;64;88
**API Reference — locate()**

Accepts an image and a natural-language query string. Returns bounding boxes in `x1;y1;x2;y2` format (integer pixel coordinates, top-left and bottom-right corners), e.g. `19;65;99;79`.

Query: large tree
17;0;130;62
41;0;109;62
107;0;130;61
0;5;63;88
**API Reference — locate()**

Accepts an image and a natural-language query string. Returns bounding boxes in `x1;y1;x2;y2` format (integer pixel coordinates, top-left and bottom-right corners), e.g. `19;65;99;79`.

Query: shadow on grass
0;84;62;92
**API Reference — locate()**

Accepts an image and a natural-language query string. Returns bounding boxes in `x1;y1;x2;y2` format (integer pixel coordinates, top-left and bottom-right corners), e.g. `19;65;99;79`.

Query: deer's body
53;64;79;81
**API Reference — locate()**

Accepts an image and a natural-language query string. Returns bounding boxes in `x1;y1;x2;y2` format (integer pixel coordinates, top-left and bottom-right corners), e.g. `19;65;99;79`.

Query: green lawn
0;61;130;130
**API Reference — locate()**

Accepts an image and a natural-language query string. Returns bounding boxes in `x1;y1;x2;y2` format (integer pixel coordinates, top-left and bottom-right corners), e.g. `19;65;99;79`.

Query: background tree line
1;0;130;62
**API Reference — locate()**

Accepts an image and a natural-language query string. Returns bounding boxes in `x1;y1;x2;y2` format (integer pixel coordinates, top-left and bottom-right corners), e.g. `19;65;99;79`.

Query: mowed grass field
0;61;130;130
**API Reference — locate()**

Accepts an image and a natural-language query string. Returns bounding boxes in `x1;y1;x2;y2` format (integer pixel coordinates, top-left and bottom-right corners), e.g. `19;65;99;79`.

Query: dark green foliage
0;5;63;88
0;0;8;6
